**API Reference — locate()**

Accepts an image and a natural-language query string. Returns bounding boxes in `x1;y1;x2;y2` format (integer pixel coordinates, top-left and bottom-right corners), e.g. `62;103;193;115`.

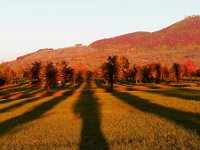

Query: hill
90;16;200;51
6;16;200;71
8;46;98;71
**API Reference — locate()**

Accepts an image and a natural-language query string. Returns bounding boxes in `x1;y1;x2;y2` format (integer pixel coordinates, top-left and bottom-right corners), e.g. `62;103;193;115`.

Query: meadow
0;82;200;149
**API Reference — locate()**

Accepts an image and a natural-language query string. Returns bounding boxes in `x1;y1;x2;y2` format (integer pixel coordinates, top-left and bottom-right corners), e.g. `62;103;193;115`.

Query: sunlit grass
0;83;200;149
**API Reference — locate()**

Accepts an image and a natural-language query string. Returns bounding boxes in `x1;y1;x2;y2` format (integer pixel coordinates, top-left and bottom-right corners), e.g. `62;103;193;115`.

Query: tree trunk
176;77;179;83
190;76;193;82
125;77;128;83
47;86;50;92
73;77;76;85
110;81;113;91
106;80;108;86
109;75;114;91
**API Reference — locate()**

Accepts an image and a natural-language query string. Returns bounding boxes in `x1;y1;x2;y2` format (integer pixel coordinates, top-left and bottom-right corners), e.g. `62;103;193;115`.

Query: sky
0;0;200;62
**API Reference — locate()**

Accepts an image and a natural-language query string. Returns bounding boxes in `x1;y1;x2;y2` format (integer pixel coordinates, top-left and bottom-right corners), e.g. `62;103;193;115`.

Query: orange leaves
185;60;196;73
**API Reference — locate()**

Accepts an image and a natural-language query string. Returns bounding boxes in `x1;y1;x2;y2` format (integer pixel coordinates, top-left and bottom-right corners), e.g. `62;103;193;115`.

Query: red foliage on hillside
90;16;200;51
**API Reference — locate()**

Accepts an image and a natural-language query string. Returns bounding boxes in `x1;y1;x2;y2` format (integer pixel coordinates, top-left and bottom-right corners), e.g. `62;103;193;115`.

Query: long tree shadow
0;96;43;114
110;91;200;137
0;84;25;93
0;84;43;100
16;87;46;99
0;84;81;137
145;88;200;101
0;84;19;91
0;84;33;96
73;82;109;150
0;88;45;105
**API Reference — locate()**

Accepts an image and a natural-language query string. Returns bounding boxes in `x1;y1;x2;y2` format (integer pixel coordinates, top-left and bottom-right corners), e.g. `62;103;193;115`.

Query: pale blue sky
0;0;200;61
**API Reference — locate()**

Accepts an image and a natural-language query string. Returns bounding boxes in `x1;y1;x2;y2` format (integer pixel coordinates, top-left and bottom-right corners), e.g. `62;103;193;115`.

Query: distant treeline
0;56;200;90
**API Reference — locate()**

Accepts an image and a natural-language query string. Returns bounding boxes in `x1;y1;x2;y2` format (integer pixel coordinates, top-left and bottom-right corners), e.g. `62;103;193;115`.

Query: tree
0;64;16;86
142;64;154;83
56;61;74;87
0;74;6;86
117;56;129;81
30;62;41;84
45;62;57;90
184;60;196;81
172;63;181;83
62;62;74;83
72;70;78;85
153;63;162;83
87;70;93;81
162;66;170;80
23;68;31;79
129;65;142;84
72;64;87;85
195;69;200;77
93;68;102;81
101;56;118;90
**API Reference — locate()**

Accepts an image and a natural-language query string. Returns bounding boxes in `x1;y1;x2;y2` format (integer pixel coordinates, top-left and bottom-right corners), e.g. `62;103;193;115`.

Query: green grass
0;83;200;149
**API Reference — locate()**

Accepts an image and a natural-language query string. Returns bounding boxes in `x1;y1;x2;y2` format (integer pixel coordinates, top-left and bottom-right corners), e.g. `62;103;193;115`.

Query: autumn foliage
91;16;200;52
0;63;16;86
0;56;200;90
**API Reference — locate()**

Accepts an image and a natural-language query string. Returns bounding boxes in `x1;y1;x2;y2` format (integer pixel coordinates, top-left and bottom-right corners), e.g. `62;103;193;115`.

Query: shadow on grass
0;83;79;104
0;84;25;91
0;97;40;113
146;88;200;101
0;84;20;92
0;84;81;137
0;88;45;105
0;84;33;95
73;82;109;150
110;91;200;137
95;81;112;92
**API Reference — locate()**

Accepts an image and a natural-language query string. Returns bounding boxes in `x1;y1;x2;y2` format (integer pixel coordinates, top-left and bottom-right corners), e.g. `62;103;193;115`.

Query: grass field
0;82;200;149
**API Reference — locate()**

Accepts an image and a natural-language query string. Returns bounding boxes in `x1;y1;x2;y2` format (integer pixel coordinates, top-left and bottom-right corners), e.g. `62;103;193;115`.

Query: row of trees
0;56;200;90
23;61;74;89
99;56;199;90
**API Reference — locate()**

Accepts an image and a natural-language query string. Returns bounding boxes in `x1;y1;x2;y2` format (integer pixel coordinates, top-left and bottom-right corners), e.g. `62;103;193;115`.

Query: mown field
0;82;200;149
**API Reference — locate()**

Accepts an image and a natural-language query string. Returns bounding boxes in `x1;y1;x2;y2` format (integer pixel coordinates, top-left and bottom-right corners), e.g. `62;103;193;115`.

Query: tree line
0;56;200;90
